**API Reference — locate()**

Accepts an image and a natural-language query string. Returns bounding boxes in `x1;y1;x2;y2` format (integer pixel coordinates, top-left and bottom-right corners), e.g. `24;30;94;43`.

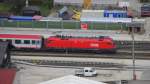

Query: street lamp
25;0;29;7
131;26;136;80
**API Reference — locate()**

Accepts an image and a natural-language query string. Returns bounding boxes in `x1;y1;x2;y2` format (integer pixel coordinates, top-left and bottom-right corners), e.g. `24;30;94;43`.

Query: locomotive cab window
24;40;30;44
15;40;21;44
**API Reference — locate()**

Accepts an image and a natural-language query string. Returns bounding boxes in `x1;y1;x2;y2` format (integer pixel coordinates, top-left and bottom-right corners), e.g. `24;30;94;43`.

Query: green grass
62;21;80;29
0;3;12;12
18;21;33;28
40;5;50;16
48;21;61;28
0;20;17;27
86;22;127;30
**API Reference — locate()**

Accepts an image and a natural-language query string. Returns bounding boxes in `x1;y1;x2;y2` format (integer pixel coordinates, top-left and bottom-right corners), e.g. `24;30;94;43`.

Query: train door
31;39;42;49
35;40;42;49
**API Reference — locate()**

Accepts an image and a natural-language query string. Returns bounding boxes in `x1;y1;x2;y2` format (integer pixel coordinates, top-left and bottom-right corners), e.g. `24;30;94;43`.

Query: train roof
48;35;113;41
54;35;111;39
0;34;42;39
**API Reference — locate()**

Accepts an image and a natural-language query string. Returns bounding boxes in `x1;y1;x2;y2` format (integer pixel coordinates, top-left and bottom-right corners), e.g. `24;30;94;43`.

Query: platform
0;27;150;41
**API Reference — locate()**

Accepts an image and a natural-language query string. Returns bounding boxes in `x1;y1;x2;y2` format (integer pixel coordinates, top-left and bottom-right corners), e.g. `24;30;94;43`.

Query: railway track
11;40;150;67
11;49;150;59
115;40;150;50
11;50;150;68
12;55;125;68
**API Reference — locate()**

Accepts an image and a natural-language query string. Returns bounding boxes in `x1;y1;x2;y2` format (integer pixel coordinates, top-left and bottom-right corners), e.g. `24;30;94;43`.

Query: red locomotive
45;35;116;53
0;34;116;53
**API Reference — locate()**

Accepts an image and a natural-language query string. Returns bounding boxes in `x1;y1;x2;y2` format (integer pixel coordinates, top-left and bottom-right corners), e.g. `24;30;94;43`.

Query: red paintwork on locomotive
45;36;116;50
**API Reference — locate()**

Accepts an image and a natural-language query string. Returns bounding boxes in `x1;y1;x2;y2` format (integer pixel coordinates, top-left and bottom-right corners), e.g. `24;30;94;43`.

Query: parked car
75;67;97;77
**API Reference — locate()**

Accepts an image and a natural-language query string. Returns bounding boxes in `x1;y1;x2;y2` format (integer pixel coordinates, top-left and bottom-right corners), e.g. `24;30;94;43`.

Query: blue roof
9;16;33;21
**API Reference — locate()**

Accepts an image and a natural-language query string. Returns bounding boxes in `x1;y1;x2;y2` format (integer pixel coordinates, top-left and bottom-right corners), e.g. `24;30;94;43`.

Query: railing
0;20;127;30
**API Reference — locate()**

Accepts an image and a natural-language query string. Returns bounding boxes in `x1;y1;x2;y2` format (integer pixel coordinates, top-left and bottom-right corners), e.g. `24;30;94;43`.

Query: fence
0;20;127;30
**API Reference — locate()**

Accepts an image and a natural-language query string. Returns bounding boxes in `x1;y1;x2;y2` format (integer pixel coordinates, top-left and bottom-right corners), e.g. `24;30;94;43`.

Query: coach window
15;40;21;44
32;40;36;44
24;40;30;44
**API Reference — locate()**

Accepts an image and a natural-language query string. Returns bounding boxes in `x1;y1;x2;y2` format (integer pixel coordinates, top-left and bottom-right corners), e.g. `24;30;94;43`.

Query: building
104;10;127;18
120;80;150;84
39;75;107;84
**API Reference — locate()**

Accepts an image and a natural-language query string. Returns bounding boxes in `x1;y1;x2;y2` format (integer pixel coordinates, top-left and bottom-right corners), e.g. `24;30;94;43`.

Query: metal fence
0;20;127;30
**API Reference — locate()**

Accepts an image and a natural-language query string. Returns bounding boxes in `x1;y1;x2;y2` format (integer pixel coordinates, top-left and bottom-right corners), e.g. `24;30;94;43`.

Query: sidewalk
0;27;150;41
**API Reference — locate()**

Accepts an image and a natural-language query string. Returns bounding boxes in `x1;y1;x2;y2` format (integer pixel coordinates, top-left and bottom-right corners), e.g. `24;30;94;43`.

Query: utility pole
131;27;136;80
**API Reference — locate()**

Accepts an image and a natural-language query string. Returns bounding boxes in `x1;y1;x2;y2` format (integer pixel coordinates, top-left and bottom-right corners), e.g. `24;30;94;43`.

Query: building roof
39;75;107;84
81;10;104;18
54;0;119;5
81;17;132;23
54;0;83;5
126;80;150;84
0;69;16;84
141;70;150;80
9;16;33;21
22;6;40;11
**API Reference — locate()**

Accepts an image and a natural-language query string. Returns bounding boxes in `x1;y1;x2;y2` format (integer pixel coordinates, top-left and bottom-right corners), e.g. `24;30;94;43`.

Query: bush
140;0;150;3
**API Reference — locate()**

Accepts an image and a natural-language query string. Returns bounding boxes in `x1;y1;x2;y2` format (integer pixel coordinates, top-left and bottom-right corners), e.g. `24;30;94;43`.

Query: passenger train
0;34;116;53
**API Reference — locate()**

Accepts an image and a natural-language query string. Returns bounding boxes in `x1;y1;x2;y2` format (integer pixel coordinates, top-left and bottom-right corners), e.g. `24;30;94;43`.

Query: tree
29;0;53;9
140;0;150;3
10;0;25;14
8;0;53;15
42;0;53;9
